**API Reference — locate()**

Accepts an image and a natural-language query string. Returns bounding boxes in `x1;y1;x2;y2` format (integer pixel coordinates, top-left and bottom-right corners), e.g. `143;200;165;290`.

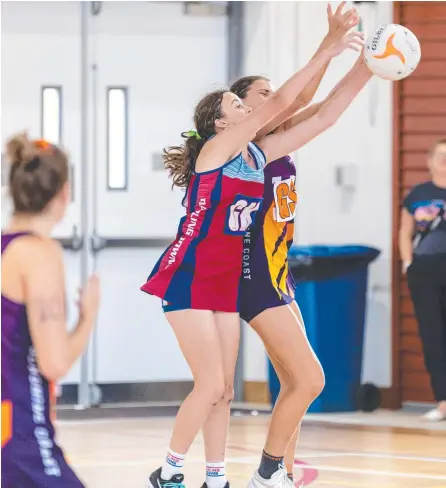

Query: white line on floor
296;463;446;481
298;452;446;463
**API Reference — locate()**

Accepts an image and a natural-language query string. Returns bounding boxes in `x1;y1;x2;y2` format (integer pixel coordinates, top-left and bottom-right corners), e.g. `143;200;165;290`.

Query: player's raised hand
327;31;365;57
77;274;101;322
327;1;360;38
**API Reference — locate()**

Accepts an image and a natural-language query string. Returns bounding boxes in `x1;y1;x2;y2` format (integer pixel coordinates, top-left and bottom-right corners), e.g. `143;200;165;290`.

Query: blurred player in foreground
1;134;100;487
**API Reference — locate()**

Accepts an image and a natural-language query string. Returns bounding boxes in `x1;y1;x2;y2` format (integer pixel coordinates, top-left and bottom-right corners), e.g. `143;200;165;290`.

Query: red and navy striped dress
141;142;266;312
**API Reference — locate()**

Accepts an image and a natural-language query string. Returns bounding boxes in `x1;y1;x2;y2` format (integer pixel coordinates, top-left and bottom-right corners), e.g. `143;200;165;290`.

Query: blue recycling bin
268;245;380;413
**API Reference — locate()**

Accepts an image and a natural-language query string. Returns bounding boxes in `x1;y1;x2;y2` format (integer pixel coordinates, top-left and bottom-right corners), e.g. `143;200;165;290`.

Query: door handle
90;231;172;253
57;226;83;251
91;231;108;254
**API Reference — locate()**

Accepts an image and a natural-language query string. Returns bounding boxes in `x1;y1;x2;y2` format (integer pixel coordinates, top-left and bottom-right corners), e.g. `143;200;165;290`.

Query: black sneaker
200;483;230;488
147;467;185;488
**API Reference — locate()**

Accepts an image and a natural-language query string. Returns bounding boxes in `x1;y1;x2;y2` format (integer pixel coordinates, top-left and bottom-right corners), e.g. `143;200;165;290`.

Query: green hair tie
185;130;202;140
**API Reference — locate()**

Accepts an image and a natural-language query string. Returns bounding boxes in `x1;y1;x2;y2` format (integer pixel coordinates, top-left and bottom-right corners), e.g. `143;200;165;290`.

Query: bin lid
288;245;380;258
287;245;380;282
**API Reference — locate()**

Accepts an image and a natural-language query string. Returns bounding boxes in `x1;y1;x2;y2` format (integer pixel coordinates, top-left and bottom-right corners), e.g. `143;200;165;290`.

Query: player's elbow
296;92;312;109
271;92;292;114
38;356;69;382
317;109;338;131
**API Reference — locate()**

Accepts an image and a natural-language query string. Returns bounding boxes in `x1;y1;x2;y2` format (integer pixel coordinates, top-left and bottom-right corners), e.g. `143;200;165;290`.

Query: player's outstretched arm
257;54;373;164
269;48;368;130
256;1;360;139
199;32;364;171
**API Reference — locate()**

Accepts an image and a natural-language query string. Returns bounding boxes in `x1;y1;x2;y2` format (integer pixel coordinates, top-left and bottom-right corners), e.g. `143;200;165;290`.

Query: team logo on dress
226;194;262;235
273;176;297;222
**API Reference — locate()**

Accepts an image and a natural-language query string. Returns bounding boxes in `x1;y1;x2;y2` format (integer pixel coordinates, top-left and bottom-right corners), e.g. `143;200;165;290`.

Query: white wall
243;1;393;387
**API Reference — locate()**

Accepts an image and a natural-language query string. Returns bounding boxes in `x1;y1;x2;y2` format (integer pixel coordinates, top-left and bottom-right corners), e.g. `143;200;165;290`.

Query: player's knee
287;360;324;400
210;383;227;405
277;374;292;393
194;376;226;406
305;365;325;400
223;385;234;404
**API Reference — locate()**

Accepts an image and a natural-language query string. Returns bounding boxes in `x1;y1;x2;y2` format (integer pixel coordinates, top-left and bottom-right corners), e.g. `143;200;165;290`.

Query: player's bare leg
201;312;240;488
247;304;324;488
147;309;226;488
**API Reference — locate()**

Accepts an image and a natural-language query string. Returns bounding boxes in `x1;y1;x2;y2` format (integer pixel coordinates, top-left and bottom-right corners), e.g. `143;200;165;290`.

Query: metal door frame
227;1;245;402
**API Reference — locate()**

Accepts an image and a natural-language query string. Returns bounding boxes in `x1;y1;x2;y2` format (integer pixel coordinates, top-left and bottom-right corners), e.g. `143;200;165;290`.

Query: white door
88;2;228;387
1;1;83;388
2;1;229;405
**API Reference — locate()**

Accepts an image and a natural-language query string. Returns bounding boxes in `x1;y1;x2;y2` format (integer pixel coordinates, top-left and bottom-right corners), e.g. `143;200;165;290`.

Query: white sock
206;462;227;488
161;449;185;480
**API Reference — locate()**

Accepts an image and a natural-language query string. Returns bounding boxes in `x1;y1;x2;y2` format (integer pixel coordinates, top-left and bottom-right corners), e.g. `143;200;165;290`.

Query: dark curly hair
163;89;226;189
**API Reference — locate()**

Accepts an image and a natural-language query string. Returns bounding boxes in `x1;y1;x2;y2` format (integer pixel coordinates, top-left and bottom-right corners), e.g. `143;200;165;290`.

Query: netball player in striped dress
140;31;364;488
1;135;100;487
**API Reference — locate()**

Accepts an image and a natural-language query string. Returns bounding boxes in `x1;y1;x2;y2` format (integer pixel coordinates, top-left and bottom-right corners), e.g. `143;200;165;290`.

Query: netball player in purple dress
1;135;100;487
235;8;362;487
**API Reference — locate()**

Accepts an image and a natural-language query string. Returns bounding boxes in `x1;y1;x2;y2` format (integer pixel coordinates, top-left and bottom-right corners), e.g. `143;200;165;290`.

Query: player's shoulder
265;154;296;173
14;235;63;263
2;234;63;283
282;154;296;169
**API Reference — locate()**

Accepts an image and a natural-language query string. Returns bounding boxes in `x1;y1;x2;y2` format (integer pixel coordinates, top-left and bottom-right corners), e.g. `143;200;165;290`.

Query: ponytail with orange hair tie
33;139;53;151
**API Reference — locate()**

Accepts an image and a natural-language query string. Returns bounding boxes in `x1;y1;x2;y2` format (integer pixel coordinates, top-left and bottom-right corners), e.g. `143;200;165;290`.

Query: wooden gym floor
57;412;446;488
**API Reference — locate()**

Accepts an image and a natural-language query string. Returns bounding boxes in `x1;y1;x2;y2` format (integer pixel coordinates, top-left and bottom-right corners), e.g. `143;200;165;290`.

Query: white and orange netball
364;24;421;81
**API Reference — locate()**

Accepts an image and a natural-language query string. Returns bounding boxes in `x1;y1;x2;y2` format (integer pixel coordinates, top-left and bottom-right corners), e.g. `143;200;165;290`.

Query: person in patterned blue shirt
399;138;446;421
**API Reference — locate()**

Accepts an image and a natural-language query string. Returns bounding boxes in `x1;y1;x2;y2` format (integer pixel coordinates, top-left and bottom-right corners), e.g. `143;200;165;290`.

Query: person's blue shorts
161;300;189;313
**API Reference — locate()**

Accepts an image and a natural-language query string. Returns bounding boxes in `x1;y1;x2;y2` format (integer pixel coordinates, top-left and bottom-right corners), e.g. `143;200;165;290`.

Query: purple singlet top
239;156;297;323
1;232;85;487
